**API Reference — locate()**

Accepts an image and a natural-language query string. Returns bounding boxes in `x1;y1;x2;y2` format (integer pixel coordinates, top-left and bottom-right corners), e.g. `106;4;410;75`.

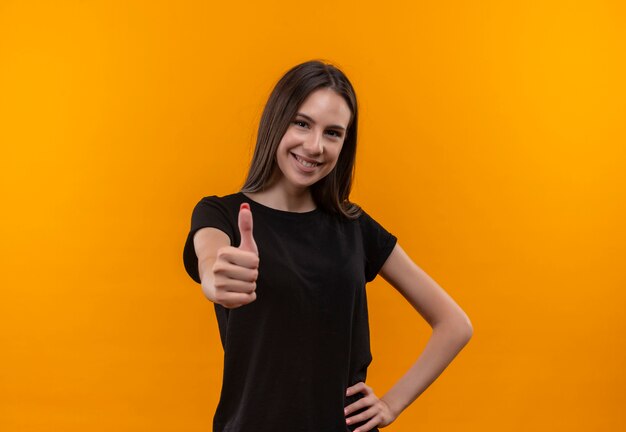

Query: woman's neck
242;183;316;213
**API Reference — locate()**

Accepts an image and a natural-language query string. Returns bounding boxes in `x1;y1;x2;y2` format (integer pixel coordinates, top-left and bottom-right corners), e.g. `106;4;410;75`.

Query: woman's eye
293;120;341;138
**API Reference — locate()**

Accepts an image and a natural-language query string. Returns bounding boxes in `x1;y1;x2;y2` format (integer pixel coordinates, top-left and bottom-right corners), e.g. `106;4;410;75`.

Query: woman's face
274;88;352;194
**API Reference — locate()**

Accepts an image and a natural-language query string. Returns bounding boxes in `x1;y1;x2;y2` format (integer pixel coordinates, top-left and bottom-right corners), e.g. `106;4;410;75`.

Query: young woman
183;60;473;432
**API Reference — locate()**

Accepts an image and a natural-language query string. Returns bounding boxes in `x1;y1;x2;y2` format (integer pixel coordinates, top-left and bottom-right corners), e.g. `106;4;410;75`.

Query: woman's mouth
291;153;321;169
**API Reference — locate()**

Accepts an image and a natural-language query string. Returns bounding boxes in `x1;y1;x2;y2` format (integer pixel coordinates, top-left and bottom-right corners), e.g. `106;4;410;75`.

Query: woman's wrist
380;393;405;420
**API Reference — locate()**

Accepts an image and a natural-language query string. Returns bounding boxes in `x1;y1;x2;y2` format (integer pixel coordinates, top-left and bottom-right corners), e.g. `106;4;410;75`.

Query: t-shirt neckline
237;192;321;218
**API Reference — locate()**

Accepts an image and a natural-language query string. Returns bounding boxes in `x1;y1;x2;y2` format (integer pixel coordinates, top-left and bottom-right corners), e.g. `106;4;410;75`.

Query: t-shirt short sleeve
359;209;398;282
183;196;236;284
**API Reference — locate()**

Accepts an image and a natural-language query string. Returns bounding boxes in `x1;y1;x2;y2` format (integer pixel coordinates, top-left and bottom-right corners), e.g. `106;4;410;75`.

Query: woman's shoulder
345;203;394;234
191;192;246;222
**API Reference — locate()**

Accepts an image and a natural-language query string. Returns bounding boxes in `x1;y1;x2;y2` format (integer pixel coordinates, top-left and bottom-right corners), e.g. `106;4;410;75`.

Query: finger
218;247;259;269
344;397;370;416
346;404;377;425
214;260;259;282
238;203;258;255
215;278;256;294
352;413;381;432
214;290;257;308
346;382;368;396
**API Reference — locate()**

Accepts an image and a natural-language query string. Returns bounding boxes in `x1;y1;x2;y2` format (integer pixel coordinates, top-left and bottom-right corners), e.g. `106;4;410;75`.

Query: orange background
1;1;625;431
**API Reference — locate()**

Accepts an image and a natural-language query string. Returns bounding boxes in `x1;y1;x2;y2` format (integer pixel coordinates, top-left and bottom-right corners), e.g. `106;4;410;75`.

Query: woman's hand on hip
344;382;396;431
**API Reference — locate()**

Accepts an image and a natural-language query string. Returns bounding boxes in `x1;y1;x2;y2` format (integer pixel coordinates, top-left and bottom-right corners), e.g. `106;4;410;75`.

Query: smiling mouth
292;153;321;168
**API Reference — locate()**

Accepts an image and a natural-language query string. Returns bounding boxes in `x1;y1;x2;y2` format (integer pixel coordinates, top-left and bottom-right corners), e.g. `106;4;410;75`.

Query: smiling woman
270;88;351;196
239;61;360;217
182;60;473;432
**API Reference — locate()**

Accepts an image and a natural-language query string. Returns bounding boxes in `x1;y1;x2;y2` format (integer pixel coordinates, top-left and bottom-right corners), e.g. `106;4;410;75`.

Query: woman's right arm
193;227;231;302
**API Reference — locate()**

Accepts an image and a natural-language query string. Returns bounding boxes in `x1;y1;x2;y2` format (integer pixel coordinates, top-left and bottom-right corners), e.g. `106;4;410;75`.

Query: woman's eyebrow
296;112;346;131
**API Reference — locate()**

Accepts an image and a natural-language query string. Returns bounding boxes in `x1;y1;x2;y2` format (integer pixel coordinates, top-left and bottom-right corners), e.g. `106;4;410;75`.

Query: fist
211;203;260;308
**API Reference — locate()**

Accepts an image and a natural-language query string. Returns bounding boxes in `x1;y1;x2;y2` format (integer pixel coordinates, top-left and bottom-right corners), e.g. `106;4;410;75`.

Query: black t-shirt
183;192;397;432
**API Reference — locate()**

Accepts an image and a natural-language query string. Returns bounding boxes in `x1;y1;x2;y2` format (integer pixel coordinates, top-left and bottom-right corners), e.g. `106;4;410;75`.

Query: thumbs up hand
211;203;260;309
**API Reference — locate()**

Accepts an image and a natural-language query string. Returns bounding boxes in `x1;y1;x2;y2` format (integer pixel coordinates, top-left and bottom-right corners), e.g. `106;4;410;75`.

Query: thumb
238;203;258;255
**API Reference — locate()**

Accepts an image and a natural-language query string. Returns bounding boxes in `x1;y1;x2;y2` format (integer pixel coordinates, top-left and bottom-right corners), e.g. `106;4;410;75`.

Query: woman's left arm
344;243;473;431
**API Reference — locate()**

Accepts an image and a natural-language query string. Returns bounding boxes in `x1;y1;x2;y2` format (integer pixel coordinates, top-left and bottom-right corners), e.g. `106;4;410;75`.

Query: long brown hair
240;60;361;219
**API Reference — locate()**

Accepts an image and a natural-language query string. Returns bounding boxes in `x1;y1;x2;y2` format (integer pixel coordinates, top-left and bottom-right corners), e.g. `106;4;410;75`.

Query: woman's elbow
436;312;473;343
463;318;473;342
457;313;473;342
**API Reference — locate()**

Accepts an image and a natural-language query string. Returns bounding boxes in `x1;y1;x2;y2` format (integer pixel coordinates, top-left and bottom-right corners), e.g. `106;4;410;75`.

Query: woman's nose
303;130;323;155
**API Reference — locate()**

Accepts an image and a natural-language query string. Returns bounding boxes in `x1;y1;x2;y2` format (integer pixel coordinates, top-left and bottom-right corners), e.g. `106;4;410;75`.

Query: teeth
295;154;318;167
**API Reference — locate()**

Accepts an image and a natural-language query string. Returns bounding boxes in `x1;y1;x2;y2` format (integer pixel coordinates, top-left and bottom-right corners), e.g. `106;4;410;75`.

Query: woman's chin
281;176;319;192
